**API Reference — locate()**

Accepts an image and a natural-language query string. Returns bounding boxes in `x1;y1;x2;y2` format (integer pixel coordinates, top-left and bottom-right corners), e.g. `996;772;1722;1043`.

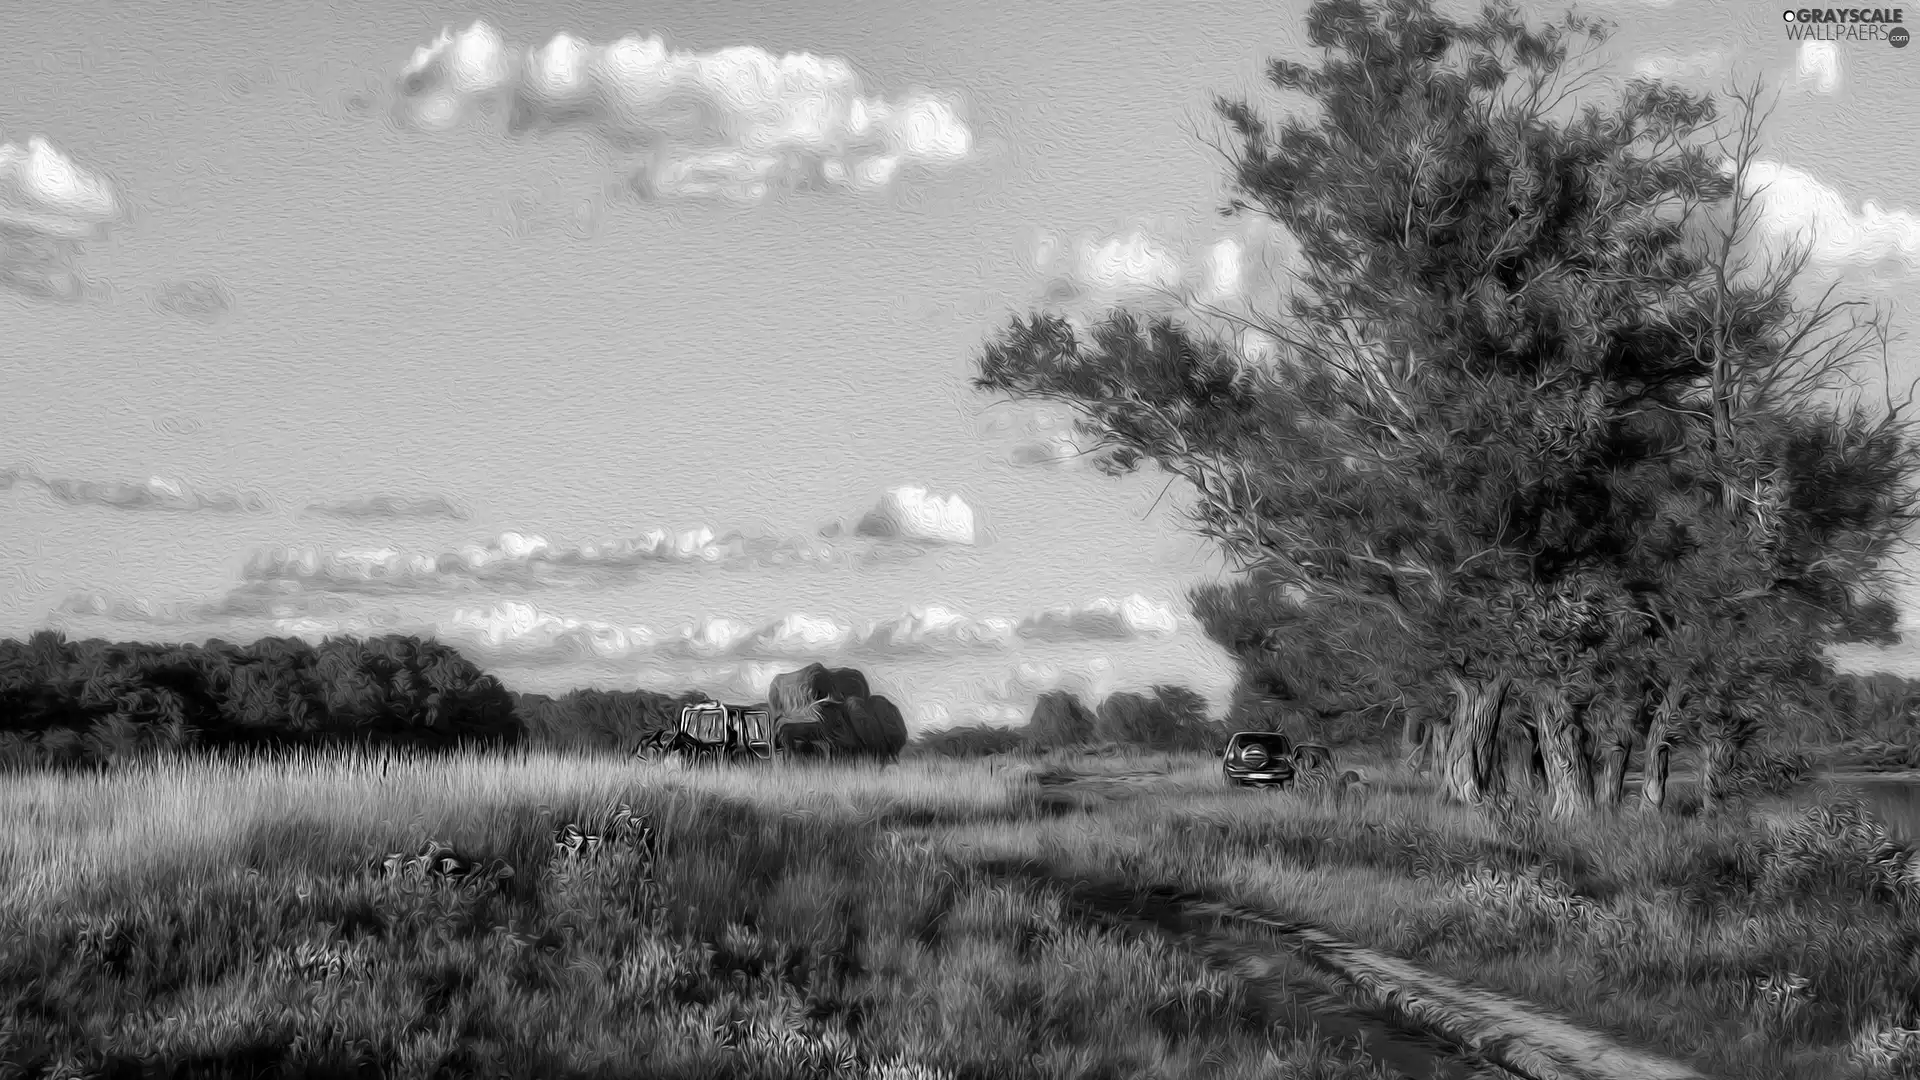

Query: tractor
638;698;774;765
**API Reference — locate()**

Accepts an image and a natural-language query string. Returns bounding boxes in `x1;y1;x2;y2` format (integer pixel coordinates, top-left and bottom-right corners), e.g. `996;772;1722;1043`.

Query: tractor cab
660;699;773;764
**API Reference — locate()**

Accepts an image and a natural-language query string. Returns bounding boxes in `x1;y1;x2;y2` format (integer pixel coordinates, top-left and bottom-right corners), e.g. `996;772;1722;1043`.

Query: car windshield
1231;734;1292;756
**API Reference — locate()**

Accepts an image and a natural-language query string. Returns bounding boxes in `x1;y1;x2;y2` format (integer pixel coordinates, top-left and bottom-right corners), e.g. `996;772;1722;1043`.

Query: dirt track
977;860;1711;1080
984;764;1716;1080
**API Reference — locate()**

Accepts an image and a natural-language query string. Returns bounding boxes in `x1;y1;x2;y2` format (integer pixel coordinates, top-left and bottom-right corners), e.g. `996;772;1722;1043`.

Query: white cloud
1630;49;1725;82
1003;407;1100;470
1795;41;1840;95
1;466;273;514
242;524;847;593
1731;159;1920;274
304;494;471;521
1026;215;1298;334
864;606;1020;653
854;485;978;546
393;21;972;204
423;595;1174;667
52;586;359;626
0;134;120;303
0;135;117;239
1019;594;1181;642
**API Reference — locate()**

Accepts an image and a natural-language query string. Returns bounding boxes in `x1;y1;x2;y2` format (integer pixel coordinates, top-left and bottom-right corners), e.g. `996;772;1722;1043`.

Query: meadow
3;744;1919;1079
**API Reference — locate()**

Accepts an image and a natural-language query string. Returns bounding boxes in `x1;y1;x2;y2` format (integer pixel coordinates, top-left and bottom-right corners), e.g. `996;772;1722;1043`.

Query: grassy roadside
935;751;1920;1080
0;748;1401;1080
5;745;1919;1078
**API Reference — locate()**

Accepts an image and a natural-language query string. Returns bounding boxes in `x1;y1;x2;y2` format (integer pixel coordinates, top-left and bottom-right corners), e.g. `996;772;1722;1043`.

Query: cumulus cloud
853;485;977;546
425;595;1178;667
1028;215;1296;323
1630;49;1725;82
916;657;1124;728
1;466;272;514
1796;41;1840;95
304;494;472;522
392;20;972;204
1019;595;1181;642
146;274;236;325
1732;159;1920;274
241;525;849;595
1002;406;1101;470
0;134;120;303
53;585;360;626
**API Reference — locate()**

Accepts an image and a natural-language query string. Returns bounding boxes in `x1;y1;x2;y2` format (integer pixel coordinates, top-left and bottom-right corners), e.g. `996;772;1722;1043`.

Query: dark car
1222;731;1298;788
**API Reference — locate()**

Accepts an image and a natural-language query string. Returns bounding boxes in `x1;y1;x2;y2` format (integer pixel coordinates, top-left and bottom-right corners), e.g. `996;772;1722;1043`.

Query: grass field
3;745;1918;1079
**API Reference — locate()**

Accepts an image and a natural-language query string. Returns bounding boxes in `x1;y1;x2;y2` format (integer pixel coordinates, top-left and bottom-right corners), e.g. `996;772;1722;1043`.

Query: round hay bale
865;694;908;762
826;666;871;701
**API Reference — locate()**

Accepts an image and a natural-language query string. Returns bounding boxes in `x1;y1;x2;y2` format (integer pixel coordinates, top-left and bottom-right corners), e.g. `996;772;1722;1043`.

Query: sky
3;0;1919;730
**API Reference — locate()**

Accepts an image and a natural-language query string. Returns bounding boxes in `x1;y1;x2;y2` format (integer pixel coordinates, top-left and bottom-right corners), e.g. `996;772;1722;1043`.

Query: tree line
972;0;1920;816
0;629;1241;768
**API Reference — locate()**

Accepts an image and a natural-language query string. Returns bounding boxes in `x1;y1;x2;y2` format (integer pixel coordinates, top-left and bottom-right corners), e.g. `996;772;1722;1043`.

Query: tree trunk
1502;708;1546;797
1596;738;1630;811
1640;677;1684;813
1532;681;1596;820
1401;707;1429;771
1698;733;1734;816
1434;673;1509;805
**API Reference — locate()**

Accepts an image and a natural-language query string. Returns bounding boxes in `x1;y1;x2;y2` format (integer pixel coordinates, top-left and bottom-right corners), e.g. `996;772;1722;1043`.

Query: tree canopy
974;0;1920;815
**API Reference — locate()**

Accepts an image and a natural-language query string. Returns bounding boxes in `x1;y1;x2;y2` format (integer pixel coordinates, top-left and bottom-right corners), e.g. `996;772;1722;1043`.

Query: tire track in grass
978;860;1713;1080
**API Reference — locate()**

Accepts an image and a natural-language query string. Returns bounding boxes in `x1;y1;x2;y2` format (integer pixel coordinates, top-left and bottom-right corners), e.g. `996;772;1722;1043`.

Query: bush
911;724;1029;759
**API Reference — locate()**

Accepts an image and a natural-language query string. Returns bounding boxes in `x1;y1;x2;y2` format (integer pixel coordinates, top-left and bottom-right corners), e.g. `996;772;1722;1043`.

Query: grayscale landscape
5;0;1920;1076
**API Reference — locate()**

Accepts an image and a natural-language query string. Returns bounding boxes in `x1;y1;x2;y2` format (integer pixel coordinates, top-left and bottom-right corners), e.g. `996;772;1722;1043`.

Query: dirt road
978;860;1711;1080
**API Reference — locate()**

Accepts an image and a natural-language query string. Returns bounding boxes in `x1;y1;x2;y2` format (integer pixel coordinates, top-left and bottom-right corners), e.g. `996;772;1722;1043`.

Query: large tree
973;0;1919;815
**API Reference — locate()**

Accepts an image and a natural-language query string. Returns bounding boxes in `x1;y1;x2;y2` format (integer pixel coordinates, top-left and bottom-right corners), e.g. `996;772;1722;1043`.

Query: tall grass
934;758;1920;1080
10;744;1920;1079
2;745;1396;1080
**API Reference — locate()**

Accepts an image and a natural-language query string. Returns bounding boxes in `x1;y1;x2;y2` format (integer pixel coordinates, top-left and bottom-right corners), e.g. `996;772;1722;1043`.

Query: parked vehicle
1222;731;1299;788
639;699;773;765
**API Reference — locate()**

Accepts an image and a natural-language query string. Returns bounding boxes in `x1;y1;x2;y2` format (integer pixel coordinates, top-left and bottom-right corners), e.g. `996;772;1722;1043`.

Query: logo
1784;7;1908;42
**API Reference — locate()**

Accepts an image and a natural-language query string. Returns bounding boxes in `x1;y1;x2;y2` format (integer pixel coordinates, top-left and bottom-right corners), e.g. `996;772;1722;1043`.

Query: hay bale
769;663;832;723
826;666;870;701
865;694;908;761
769;664;871;720
839;695;908;762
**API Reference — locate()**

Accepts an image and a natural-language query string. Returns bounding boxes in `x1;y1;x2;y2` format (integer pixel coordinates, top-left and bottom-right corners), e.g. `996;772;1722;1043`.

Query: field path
979;859;1712;1080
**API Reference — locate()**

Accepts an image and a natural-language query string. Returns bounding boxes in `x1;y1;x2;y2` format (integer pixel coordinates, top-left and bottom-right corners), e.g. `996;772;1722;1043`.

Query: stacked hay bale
767;663;907;763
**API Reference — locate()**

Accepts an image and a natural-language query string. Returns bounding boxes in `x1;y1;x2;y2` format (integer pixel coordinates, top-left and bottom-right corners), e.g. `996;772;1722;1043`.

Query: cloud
854;485;977;545
1731;160;1920;274
0;136;117;239
917;657;1124;728
1;466;272;514
53;586;360;626
1018;594;1181;642
154;594;1179;670
240;525;849;595
304;494;472;522
1795;41;1840;95
427;595;1177;667
392;21;973;204
146;275;236;325
1024;216;1299;345
1630;49;1725;82
0;135;120;304
1002;406;1100;470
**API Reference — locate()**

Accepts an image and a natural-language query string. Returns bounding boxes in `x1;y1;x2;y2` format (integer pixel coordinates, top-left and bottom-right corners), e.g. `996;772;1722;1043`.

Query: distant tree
1026;691;1097;749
